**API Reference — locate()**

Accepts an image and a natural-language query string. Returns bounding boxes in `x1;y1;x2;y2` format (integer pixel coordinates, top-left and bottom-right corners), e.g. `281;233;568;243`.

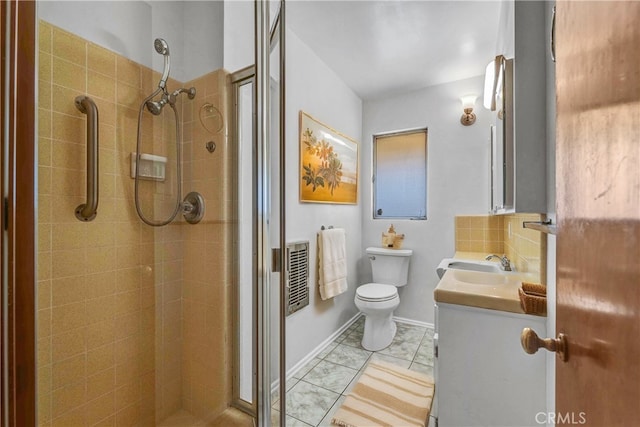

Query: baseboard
393;316;434;330
270;312;363;394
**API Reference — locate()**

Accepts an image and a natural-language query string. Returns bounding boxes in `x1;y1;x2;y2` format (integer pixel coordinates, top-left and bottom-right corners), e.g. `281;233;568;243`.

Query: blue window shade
373;129;427;219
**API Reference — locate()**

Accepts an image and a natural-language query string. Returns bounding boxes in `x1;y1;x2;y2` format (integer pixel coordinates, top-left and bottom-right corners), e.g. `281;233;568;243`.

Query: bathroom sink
447;260;502;274
449;269;508;286
436;258;514;279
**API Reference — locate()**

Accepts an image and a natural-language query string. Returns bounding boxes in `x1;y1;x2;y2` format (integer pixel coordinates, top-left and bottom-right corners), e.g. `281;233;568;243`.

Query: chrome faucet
485;254;512;271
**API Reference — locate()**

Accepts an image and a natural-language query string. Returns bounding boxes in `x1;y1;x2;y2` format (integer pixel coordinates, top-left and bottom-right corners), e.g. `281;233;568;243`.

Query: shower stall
1;1;286;425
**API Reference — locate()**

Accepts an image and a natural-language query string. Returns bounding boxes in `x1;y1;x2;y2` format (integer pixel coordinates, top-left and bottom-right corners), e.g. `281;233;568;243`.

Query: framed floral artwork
299;111;358;204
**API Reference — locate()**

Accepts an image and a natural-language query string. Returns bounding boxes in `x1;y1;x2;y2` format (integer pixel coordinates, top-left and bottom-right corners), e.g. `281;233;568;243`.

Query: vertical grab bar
74;96;99;221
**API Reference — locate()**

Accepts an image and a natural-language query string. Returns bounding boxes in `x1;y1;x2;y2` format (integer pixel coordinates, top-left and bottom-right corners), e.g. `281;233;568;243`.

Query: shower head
145;87;196;116
154;38;171;90
146;100;164;116
146;93;169;115
154;38;169;55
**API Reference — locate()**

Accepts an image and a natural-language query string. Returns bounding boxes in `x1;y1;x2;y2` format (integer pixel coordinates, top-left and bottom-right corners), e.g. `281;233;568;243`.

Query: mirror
489;56;515;214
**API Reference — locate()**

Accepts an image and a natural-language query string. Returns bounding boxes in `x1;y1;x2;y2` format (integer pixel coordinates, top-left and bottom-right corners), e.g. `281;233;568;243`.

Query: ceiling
287;1;502;100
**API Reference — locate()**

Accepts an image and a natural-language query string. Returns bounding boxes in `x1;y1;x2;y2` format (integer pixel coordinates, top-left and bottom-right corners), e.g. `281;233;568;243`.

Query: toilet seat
356;283;398;302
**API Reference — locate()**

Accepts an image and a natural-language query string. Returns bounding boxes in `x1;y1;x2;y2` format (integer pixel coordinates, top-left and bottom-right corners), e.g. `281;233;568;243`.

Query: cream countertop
434;252;545;316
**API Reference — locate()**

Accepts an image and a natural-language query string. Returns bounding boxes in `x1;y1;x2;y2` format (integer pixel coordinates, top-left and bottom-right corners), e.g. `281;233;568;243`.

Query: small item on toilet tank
382;224;396;248
382;224;405;249
393;234;405;249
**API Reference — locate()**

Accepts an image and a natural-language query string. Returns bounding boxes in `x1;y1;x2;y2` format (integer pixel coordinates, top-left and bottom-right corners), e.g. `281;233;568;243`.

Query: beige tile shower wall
180;70;233;421
455;215;504;253
37;22;192;426
502;213;546;283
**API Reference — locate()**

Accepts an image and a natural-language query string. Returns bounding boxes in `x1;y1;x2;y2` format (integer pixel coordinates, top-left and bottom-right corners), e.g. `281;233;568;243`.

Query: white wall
496;0;515;57
182;1;224;79
223;0;254;72
38;1;223;82
362;76;491;324
285;29;363;369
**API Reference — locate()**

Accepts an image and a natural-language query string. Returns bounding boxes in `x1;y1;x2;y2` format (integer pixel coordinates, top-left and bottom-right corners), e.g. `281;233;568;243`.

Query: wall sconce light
460;95;477;126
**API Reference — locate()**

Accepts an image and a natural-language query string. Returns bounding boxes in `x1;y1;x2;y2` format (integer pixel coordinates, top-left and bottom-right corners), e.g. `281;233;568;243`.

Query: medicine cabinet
485;0;547;214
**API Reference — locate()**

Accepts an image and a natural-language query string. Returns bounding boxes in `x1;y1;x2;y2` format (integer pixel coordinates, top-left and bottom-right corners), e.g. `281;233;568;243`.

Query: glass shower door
233;5;285;425
1;0;285;424
31;1;264;425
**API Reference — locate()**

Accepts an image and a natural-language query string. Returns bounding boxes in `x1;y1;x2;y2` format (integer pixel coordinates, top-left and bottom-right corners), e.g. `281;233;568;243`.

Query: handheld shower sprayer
144;38;196;116
154;38;170;90
136;37;204;226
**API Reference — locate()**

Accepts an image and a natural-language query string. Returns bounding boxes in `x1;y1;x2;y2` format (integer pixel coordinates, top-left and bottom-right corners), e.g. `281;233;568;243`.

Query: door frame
1;0;36;425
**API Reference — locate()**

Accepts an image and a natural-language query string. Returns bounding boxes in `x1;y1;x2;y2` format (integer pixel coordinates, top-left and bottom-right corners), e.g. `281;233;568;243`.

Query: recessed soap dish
130;152;166;181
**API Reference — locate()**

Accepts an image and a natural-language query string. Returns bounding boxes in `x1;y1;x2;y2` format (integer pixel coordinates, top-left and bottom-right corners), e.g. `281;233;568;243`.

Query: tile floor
272;316;435;427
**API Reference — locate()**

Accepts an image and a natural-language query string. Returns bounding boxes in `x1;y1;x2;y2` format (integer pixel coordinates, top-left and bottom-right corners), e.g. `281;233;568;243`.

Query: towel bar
522;219;557;235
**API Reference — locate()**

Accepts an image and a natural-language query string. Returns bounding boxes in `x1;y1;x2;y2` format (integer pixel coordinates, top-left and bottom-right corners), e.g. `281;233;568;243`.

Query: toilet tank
366;247;413;287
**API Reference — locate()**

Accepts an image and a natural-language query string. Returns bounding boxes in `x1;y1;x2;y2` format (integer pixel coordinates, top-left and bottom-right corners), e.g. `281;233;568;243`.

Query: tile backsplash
455;213;546;283
455;215;504;254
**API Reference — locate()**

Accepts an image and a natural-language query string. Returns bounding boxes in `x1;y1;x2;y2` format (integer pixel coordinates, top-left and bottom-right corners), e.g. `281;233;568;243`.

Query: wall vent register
286;241;310;316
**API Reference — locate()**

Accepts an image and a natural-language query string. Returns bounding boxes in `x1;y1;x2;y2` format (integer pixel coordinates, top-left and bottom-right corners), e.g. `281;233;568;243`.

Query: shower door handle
74;96;99;221
271;248;282;273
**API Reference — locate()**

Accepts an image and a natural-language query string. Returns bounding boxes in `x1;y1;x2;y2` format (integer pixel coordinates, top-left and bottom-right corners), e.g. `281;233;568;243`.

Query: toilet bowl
355;247;412;351
355;283;400;350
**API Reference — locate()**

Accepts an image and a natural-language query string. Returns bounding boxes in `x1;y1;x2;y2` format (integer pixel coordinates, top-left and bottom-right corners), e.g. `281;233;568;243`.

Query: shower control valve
182;192;205;224
182;201;195;213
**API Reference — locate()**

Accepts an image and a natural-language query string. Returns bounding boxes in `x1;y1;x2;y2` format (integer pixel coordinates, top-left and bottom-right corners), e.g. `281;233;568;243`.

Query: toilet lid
357;283;398;302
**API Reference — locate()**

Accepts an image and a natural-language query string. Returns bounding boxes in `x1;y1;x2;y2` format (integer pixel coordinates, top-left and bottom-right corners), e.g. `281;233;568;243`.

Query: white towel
318;228;348;300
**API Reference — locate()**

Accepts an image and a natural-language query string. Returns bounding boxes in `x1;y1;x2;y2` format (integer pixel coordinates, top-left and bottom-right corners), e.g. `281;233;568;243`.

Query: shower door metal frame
275;3;287;426
255;1;286;426
230;65;257;416
255;1;270;423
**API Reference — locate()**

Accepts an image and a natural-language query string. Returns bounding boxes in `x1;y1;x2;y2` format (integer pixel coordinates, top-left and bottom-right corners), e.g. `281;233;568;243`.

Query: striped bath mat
331;360;434;427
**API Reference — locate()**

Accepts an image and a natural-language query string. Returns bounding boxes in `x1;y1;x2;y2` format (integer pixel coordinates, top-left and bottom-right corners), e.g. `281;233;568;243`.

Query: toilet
355;247;413;351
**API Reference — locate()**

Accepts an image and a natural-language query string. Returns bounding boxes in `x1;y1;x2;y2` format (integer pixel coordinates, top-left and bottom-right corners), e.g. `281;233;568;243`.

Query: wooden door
556;2;640;425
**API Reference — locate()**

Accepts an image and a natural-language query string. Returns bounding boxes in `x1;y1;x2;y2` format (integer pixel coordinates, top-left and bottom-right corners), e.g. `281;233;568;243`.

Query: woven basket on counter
519;282;547;315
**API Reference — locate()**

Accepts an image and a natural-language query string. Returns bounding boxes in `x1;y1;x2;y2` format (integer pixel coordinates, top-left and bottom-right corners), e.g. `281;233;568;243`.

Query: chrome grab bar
74;96;99;221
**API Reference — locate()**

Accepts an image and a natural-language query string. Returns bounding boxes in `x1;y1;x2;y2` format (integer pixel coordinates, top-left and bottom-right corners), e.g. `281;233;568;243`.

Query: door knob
521;327;568;362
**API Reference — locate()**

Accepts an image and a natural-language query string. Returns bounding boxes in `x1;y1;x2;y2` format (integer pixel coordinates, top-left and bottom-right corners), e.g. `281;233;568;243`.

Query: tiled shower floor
273;316;435;427
159;407;255;427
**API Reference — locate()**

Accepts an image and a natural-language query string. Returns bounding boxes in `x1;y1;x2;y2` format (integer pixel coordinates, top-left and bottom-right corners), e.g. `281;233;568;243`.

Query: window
373;128;427;219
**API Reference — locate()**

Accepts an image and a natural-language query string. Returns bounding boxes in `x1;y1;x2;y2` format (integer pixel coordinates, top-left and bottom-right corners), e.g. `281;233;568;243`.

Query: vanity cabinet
488;0;547;214
434;302;546;427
